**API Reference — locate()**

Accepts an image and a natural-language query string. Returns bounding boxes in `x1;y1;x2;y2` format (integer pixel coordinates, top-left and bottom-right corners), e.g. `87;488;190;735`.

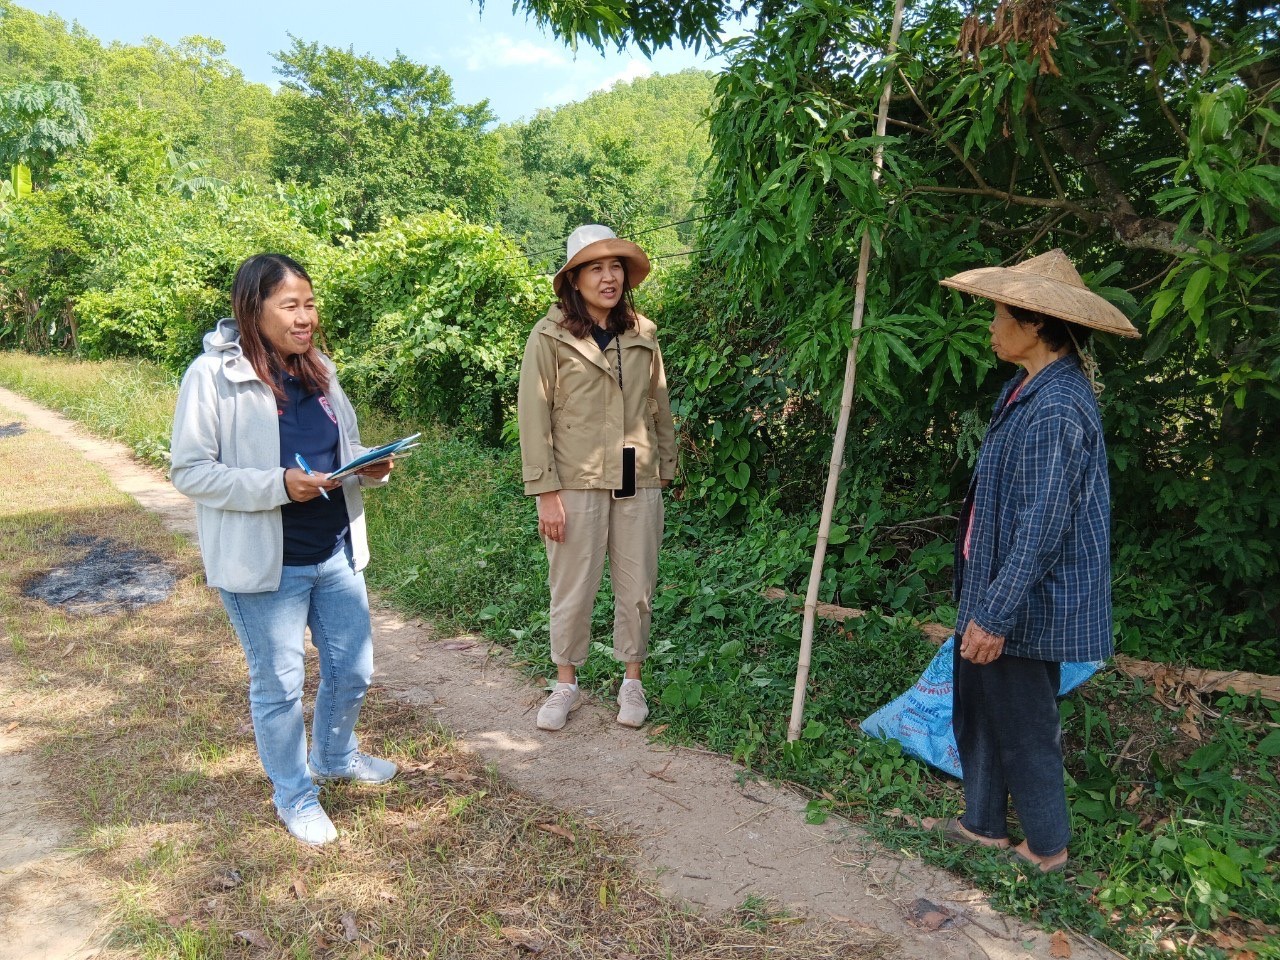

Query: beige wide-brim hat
552;224;651;298
940;248;1140;338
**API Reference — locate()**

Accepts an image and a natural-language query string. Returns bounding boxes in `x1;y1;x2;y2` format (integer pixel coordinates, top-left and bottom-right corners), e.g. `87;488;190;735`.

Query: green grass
3;349;1279;959
0;352;177;466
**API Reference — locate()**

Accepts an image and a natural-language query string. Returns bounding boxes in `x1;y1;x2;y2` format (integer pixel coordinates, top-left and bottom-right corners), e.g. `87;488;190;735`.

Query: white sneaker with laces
278;795;338;845
309;752;398;785
616;681;649;728
537;683;582;731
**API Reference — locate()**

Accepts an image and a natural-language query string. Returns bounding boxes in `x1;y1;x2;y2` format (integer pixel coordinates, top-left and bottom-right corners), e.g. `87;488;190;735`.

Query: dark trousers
953;645;1071;856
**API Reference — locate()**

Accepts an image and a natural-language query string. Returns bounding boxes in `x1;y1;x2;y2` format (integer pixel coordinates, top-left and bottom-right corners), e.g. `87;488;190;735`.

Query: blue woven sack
860;636;1103;778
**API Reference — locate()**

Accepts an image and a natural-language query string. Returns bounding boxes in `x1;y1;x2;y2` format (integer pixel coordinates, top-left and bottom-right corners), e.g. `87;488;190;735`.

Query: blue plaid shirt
954;356;1114;663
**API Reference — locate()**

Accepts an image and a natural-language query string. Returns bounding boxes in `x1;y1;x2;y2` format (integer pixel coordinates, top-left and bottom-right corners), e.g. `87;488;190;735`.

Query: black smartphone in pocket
613;445;637;499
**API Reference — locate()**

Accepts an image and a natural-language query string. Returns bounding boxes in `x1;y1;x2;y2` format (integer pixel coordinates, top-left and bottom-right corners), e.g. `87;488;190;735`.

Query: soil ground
0;384;1120;960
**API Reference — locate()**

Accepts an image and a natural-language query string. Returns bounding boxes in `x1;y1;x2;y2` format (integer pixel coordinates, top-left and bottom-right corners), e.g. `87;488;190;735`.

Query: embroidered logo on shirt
318;396;338;424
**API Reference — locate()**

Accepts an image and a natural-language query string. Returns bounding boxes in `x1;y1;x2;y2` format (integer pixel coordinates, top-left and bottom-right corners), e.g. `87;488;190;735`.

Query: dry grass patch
0;421;891;959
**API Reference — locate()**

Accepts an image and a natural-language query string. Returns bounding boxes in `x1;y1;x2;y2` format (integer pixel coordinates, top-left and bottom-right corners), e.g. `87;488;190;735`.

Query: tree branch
896;69;992;191
905;184;1198;254
1047;122;1198;254
1033;128;1067;200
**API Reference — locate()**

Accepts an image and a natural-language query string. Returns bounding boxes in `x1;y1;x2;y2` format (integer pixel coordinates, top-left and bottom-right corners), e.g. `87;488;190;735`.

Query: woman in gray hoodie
171;253;397;845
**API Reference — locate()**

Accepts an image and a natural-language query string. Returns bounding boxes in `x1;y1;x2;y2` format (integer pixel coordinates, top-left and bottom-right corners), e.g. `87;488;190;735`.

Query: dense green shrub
73;188;328;369
322;212;548;442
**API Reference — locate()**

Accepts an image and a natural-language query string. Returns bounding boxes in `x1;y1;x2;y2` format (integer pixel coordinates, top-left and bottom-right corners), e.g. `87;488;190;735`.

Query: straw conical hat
940;249;1140;338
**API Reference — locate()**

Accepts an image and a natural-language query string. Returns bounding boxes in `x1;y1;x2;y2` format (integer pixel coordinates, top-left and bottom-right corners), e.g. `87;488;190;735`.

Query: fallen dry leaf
649;723;669;737
499;927;547;954
340;912;359;942
3;721;18;734
213;868;243;891
536;822;574;841
61;642;75;657
234;929;271;949
291;878;308;899
907;898;955;931
1207;929;1245;949
1050;930;1072;958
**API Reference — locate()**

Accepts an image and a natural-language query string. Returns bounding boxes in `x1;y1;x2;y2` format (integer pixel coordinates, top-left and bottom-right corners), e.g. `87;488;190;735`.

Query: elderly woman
518;225;677;732
927;249;1139;872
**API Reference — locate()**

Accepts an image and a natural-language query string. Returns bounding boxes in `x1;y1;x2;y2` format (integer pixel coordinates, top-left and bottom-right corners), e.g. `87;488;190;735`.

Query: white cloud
540;81;583;109
461;34;569;71
593;59;653;91
536;59;658;112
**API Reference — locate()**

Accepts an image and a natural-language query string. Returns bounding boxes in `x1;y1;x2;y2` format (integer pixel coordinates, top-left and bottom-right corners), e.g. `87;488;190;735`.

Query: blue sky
20;0;728;124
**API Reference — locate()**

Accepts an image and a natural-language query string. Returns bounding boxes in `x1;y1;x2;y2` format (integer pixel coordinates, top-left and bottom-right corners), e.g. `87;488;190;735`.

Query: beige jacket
518;305;677;496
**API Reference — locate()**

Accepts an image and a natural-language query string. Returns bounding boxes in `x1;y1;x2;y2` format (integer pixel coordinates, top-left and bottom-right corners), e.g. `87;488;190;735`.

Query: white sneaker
536;683;582;731
309;752;398;785
278;796;338;845
616;682;649;728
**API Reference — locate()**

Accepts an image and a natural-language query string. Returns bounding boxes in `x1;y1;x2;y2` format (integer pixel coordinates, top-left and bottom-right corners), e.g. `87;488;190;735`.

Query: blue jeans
953;647;1070;856
220;545;374;812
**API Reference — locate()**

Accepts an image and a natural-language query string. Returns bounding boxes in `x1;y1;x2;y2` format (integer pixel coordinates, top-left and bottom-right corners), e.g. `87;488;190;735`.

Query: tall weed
0;352;176;466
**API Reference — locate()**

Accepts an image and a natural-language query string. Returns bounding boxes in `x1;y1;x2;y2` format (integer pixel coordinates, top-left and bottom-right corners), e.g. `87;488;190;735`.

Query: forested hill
496;69;715;265
0;2;277;182
0;0;713;250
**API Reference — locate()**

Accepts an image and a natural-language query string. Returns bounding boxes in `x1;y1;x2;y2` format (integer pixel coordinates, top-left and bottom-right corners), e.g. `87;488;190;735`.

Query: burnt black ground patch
24;535;176;614
0;421;26;438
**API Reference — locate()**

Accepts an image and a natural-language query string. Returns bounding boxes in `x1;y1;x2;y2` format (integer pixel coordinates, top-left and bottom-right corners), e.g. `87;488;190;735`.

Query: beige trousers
545;488;664;667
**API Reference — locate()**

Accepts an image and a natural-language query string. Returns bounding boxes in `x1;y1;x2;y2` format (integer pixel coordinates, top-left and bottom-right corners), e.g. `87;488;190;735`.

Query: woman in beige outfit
517;225;677;731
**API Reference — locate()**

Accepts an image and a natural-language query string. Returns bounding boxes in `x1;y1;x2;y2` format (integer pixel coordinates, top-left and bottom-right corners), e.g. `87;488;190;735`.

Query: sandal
925;817;1010;849
1008;846;1069;873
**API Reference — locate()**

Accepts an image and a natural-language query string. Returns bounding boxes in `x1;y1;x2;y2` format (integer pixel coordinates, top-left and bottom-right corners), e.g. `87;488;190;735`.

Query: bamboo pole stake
788;0;907;742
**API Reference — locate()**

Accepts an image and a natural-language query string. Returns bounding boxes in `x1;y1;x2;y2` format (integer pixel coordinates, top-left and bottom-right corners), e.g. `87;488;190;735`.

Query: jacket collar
998;355;1080;407
536;306;653;374
204;317;335;386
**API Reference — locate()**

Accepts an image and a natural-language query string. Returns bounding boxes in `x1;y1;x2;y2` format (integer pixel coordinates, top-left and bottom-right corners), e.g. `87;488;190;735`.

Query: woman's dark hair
556;259;638;339
231;253;329;400
1007;304;1092;354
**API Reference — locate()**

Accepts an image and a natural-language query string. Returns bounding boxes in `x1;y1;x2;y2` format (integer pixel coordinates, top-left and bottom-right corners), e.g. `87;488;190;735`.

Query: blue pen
294;453;330;500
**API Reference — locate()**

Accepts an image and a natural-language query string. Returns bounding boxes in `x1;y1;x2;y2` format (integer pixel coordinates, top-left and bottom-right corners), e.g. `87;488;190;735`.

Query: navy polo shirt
277;374;350;565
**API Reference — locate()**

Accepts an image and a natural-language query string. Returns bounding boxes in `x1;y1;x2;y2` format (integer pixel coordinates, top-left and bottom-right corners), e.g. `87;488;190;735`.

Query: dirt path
0;384;1117;960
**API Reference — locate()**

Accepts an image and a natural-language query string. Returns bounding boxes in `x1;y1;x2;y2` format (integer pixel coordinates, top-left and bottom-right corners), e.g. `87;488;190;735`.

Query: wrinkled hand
960;620;1006;665
284;466;340;503
537;491;566;543
357;457;394;480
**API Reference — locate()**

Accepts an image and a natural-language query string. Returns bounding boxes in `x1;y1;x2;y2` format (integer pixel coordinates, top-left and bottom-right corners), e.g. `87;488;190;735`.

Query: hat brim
941;267;1140;339
553;238;651;297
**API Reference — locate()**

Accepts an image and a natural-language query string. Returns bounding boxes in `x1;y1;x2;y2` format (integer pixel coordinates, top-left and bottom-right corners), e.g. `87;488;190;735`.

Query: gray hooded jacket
170;317;376;592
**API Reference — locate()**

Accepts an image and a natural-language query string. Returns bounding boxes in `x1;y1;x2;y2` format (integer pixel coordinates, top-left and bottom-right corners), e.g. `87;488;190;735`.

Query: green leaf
802;720;826;740
1257;729;1280;757
1182;266;1212;322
